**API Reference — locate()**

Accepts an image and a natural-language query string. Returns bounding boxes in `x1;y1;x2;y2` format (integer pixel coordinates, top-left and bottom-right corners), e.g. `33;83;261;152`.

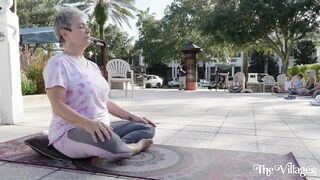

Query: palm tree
58;0;137;39
136;8;155;31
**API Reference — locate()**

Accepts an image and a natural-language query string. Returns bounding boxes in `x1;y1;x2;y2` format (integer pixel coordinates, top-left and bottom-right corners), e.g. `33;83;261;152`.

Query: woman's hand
81;120;113;143
130;115;156;127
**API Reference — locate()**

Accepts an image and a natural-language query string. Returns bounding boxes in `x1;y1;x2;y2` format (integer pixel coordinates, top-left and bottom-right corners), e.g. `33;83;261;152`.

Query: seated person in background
298;70;316;96
284;74;293;92
228;75;243;93
275;74;293;93
311;71;320;97
288;73;304;95
304;84;320;98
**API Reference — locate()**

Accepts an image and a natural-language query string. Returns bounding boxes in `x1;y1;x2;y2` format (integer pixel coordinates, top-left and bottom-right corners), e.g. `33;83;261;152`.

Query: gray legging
67;121;155;157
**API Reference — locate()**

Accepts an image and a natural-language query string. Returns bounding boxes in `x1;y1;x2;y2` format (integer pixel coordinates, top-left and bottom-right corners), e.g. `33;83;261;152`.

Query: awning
19;26;58;44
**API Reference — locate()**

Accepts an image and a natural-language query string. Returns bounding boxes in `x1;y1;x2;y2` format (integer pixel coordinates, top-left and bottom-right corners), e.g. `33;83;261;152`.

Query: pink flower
78;89;84;96
66;90;73;97
79;83;85;88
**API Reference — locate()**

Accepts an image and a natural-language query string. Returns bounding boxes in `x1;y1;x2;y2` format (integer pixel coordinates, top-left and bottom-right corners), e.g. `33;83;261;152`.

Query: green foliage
202;0;320;74
17;0;59;27
58;0;137;34
21;72;37;95
93;2;107;38
85;24;134;65
25;52;47;94
288;66;299;76
299;65;308;76
288;63;320;80
310;64;320;73
294;40;318;65
105;25;134;60
136;0;225;65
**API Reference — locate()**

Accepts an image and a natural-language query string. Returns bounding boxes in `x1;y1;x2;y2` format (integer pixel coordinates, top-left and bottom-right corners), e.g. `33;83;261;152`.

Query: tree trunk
264;51;269;74
101;44;108;79
243;50;249;83
280;54;289;74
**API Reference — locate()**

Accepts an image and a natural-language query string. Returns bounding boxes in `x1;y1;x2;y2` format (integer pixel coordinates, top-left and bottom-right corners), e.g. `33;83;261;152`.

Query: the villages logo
253;162;318;177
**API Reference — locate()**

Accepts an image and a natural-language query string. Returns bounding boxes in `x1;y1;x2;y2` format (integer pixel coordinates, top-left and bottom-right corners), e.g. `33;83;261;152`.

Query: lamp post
0;0;24;124
181;41;202;90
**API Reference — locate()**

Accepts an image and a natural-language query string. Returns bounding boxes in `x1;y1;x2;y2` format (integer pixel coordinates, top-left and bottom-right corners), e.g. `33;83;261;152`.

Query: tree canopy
58;0;137;39
17;0;59;27
294;40;318;65
202;0;320;73
135;0;232;65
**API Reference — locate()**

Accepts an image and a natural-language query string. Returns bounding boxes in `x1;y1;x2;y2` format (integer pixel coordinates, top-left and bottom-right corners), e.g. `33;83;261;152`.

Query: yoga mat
0;134;306;180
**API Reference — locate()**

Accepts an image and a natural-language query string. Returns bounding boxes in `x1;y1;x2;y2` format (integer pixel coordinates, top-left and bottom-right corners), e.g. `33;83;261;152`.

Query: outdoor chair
276;74;287;88
209;67;229;91
106;59;134;97
262;75;275;93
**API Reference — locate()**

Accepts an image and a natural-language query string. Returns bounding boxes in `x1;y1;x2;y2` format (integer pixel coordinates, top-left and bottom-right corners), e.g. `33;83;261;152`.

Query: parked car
144;75;163;88
198;79;210;87
167;78;180;87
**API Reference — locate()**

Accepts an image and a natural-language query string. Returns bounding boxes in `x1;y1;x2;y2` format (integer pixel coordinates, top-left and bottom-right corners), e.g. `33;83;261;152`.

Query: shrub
288;63;320;81
25;52;47;94
299;65;308;75
288;66;299;76
21;72;37;95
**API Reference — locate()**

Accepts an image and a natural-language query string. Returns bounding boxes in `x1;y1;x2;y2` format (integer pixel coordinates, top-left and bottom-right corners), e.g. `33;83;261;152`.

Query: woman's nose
86;27;91;34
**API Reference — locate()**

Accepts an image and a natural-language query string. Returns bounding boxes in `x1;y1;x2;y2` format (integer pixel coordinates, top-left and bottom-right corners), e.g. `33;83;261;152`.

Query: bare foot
127;139;153;154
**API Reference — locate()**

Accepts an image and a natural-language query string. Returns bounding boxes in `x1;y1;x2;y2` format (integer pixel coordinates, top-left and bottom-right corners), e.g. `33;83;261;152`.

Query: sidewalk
1;89;320;179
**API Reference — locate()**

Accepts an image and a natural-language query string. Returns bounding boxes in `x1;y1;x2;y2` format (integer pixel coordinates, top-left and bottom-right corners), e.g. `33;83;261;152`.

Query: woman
228;75;243;93
288;73;304;95
44;7;155;163
297;70;316;96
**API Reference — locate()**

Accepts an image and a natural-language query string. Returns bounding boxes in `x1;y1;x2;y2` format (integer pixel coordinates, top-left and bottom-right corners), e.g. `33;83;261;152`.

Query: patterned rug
0;134;306;180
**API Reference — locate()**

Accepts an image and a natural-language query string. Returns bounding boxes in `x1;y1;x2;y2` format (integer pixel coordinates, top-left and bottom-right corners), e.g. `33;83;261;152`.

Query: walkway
0;89;319;179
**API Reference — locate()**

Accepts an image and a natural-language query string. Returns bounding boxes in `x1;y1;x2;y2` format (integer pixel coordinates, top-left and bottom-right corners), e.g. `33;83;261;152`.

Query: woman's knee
144;124;156;138
134;123;156;138
124;123;155;142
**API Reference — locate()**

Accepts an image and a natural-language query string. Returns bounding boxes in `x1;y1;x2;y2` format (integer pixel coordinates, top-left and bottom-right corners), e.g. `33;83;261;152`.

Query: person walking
177;63;187;90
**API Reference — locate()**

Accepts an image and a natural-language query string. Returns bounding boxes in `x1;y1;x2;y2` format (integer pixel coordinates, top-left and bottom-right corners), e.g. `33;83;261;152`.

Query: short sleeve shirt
43;53;110;145
294;79;303;88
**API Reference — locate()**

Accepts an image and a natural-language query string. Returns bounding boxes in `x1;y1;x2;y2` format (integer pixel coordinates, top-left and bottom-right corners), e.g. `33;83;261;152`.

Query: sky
121;0;174;41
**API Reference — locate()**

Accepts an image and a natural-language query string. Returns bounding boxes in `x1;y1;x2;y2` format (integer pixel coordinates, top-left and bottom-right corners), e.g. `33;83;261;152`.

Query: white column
278;57;282;74
0;0;24;124
231;65;235;77
208;63;211;82
204;63;208;80
171;67;175;79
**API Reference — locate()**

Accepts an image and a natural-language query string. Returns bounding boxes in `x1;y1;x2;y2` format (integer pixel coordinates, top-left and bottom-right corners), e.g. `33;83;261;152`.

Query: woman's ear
60;29;69;42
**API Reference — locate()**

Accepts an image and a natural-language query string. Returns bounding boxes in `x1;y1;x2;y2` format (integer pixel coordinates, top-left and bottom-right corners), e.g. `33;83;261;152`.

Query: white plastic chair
276;74;287;88
262;75;275;92
106;59;134;97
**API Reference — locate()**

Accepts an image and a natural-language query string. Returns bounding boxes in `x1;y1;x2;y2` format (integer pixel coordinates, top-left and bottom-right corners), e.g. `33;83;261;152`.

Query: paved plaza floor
0;89;320;179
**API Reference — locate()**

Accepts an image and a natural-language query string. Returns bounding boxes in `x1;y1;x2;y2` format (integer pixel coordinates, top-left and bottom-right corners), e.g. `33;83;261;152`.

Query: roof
19;26;58;44
181;41;202;53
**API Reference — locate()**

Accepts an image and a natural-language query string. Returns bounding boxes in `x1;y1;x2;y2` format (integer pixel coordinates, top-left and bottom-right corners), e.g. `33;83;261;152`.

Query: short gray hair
54;7;87;44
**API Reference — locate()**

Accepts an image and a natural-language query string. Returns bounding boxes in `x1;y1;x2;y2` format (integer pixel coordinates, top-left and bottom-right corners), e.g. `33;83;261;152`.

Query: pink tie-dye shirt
43;53;110;145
